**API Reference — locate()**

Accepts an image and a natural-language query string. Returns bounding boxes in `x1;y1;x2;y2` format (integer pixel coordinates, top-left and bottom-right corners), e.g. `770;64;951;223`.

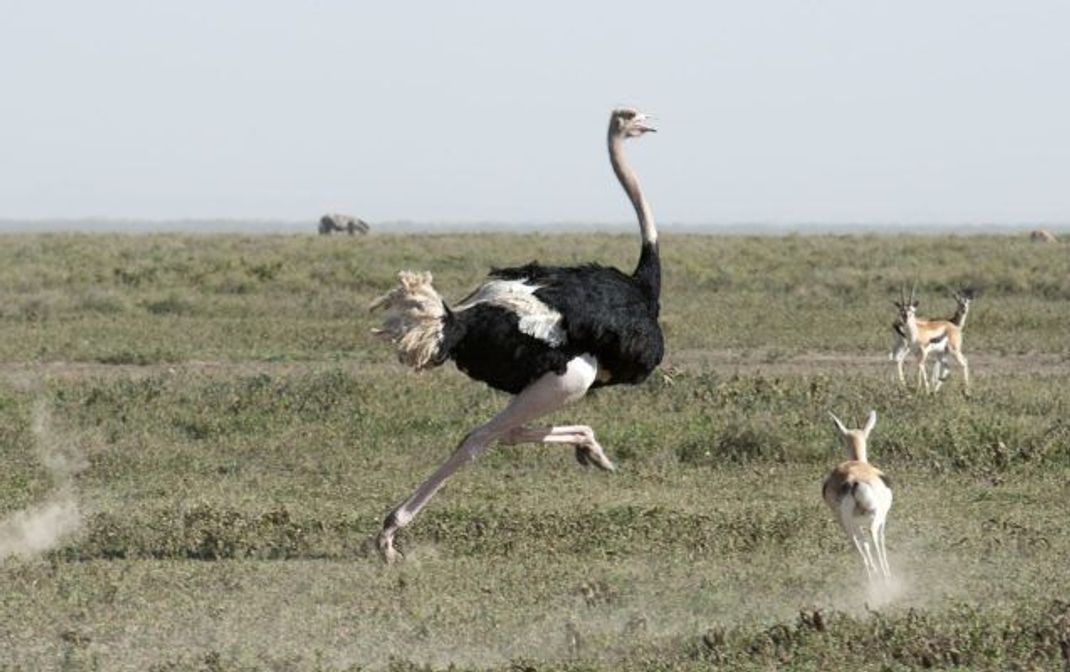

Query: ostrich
369;108;662;562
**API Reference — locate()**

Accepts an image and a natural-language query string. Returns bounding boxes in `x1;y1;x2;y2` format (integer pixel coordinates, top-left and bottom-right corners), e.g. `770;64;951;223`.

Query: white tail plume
369;271;449;371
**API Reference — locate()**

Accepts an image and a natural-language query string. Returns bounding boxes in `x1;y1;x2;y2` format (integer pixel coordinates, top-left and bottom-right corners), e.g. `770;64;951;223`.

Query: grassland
0;232;1068;671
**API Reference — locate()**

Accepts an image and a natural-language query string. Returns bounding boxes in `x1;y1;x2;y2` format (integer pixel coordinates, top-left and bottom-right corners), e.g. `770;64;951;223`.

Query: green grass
0;233;1068;670
1;232;1067;362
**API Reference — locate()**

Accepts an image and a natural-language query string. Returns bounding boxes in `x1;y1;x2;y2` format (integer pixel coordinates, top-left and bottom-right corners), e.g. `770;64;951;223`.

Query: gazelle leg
377;355;599;563
951;348;970;393
875;520;891;579
501;424;614;471
916;351;931;393
860;533;880;580
892;336;909;385
850;532;874;579
931;356;946;392
871;518;889;579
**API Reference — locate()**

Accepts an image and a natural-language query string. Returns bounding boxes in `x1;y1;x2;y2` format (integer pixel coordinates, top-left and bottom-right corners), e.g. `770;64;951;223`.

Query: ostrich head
610;108;656;139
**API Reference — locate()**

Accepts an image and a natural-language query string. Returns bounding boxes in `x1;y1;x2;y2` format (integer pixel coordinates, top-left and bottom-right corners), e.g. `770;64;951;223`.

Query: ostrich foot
574;445;615;472
377;511;404;564
377;528;402;564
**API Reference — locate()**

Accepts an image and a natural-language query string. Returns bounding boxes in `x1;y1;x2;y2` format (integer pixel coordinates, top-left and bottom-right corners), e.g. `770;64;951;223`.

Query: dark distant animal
1029;229;1057;243
318;213;369;235
369;108;662;562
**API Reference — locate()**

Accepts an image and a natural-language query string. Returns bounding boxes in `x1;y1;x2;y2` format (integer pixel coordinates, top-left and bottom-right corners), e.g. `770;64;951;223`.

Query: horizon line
1;217;1067;233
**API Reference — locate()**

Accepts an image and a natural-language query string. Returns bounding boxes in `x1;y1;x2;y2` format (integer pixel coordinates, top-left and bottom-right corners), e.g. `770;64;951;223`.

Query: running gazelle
822;410;892;580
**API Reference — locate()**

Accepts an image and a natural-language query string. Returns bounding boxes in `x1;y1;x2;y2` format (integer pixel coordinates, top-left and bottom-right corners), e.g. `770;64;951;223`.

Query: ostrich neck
608;134;660;303
609;135;656;246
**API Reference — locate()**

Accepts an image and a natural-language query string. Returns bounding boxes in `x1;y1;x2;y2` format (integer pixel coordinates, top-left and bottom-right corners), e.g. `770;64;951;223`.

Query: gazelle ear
828;411;849;436
863;410;877;436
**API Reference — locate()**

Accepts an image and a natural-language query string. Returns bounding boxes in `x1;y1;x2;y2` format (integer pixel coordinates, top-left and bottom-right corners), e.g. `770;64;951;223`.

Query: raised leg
500;424;614;471
377;355;599;563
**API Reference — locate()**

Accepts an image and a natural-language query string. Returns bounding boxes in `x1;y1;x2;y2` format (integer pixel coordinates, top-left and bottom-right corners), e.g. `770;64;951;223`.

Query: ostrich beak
635;113;657;133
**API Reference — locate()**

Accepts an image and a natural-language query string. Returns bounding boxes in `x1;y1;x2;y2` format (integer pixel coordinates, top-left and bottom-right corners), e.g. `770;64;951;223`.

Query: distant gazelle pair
823;410;892;581
890;286;973;394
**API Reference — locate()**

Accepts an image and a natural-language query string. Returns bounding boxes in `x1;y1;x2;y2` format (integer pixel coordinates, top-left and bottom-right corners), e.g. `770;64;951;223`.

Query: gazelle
929;289;974;390
822;410;892;581
892;287;971;393
890;288;974;389
890;289;963;369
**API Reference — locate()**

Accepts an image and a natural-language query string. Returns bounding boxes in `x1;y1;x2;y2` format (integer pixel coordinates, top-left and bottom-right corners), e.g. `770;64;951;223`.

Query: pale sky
2;1;1068;226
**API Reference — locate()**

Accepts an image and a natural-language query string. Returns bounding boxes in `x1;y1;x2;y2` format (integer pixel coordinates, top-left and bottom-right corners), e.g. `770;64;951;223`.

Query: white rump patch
456;279;567;346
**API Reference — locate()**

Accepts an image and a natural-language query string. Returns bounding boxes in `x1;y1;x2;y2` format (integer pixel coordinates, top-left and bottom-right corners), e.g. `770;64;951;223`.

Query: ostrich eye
618;110;636;120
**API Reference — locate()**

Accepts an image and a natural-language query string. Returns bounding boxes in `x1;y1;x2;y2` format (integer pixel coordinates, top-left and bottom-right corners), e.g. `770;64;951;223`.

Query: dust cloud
0;401;85;560
0;494;80;559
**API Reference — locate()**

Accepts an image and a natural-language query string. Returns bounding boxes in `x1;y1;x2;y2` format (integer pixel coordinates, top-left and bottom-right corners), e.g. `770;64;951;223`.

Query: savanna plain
1;232;1068;671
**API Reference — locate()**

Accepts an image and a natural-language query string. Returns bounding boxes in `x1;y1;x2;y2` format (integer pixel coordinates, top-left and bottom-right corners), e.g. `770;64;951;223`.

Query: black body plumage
433;243;663;395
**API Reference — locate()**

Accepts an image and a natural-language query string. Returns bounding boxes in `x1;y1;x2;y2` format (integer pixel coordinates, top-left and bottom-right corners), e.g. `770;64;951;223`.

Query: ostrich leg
377;355;599;563
501;424;615;471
